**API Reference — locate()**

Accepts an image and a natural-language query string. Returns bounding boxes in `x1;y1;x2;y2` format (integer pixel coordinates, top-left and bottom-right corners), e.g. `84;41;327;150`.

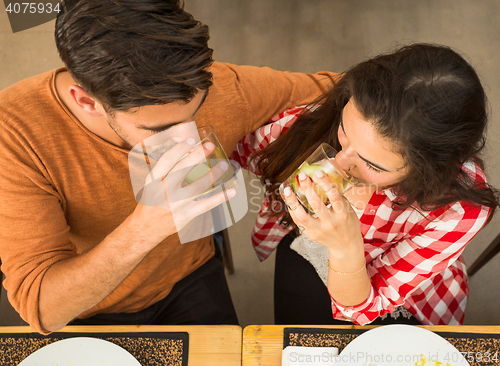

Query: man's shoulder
209;61;280;77
0;68;65;128
209;61;243;80
209;61;337;93
0;68;62;97
0;69;70;140
207;62;289;97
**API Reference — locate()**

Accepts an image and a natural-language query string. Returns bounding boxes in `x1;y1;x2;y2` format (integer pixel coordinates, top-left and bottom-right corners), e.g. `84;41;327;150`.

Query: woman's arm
282;173;372;307
282;169;491;324
0;139;234;334
327;244;371;307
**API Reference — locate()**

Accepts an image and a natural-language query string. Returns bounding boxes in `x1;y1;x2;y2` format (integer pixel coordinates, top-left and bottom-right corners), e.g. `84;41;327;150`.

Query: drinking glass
179;125;236;197
142;124;237;201
279;143;356;216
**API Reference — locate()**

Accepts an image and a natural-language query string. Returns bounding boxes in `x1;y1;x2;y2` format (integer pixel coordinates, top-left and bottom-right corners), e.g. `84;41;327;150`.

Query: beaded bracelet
328;260;366;275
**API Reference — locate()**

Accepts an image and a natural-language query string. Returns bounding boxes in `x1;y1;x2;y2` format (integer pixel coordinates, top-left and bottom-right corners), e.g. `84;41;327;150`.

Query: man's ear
68;85;105;117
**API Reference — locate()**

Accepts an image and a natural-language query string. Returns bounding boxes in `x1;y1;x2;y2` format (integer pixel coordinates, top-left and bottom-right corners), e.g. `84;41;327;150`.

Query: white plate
18;337;141;366
282;346;339;366
334;324;469;366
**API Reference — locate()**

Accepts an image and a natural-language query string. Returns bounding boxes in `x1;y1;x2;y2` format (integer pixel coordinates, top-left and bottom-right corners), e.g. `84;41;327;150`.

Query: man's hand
129;137;235;248
38;138;235;333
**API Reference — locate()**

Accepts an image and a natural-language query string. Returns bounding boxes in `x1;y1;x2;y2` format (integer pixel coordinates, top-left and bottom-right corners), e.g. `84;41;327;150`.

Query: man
0;0;335;334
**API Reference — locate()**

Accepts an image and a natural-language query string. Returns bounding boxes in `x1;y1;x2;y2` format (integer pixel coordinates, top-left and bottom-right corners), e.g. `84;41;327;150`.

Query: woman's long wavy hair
252;43;498;228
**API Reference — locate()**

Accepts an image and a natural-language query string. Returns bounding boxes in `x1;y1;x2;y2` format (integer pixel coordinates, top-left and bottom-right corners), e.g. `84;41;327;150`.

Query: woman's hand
282;170;364;256
282;169;372;307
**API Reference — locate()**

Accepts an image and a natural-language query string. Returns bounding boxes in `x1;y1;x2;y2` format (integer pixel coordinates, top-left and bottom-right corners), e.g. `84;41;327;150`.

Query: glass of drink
179;125;236;198
279;143;356;217
129;123;238;206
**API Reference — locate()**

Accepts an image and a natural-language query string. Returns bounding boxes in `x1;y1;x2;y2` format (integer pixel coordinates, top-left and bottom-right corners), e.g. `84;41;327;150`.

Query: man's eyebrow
137;89;209;131
339;114;391;173
137;121;183;131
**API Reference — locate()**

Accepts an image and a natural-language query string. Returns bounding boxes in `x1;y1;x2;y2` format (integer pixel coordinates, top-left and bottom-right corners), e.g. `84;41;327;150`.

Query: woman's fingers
281;183;310;226
297;172;330;218
314;169;350;214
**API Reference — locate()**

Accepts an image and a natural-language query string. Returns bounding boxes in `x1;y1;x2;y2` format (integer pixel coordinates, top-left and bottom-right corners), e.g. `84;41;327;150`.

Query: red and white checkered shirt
230;106;491;326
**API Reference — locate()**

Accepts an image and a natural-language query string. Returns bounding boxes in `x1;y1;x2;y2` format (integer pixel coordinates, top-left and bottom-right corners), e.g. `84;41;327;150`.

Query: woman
231;43;498;325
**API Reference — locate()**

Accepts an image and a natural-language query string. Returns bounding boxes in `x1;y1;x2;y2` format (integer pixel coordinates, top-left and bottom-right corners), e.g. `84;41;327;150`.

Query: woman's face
336;99;407;190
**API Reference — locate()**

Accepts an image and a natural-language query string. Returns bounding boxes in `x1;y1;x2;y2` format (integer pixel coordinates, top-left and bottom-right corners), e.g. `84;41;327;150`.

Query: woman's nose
335;148;355;172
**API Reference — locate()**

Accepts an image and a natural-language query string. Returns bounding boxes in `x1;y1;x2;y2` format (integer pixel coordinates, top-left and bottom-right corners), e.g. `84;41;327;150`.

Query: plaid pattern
230;106;491;326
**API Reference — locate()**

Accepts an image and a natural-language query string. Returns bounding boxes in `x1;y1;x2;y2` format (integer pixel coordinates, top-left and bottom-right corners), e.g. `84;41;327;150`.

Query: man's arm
0;137;232;333
38;201;173;332
197;62;337;155
218;63;338;134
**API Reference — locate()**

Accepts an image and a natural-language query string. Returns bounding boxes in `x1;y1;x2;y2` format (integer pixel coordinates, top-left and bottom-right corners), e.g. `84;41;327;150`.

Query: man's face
104;89;208;148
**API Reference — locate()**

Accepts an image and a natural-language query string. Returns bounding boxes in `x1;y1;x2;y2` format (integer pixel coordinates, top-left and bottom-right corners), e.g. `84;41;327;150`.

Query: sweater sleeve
201;62;337;142
223;63;336;135
195;62;337;161
0;119;75;334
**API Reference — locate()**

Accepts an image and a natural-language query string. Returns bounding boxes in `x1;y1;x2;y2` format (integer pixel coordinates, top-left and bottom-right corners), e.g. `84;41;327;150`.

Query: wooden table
242;324;500;366
0;324;242;366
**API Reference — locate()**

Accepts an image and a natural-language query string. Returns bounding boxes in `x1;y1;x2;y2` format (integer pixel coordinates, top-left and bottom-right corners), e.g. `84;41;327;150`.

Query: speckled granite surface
284;328;500;366
0;332;188;366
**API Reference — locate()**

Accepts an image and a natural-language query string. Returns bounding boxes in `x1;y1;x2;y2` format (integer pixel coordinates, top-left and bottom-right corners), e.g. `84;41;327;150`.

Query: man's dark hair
55;0;214;112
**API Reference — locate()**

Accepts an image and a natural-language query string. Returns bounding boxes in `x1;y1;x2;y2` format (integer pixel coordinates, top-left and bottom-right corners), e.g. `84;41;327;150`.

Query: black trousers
274;232;421;325
71;245;238;326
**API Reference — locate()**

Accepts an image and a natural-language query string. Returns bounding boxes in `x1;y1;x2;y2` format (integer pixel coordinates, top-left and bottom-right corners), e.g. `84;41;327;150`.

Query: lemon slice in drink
290;163;323;191
292;163;346;192
299;163;325;179
291;162;349;209
184;162;210;185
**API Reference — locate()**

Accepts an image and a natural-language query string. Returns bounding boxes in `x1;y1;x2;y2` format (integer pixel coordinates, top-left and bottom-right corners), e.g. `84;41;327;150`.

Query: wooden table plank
242;325;500;366
0;325;242;366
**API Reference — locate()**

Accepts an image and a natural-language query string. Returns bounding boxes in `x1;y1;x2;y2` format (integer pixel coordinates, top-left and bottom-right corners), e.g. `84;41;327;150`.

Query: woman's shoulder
269;105;314;123
412;158;491;228
382;159;490;228
460;159;488;186
255;105;312;143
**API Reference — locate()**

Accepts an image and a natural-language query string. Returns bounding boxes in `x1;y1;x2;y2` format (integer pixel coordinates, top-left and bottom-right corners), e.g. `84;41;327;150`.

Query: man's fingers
181;160;232;198
170;141;215;174
146;138;197;184
182;188;237;224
